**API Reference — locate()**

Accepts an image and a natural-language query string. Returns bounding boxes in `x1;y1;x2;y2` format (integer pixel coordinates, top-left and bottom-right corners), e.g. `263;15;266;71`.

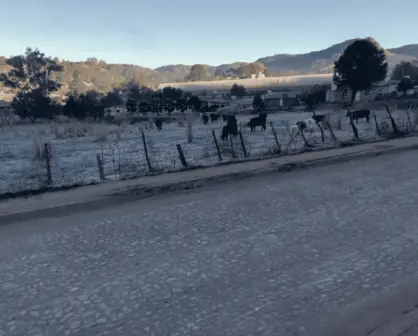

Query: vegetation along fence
0;105;415;198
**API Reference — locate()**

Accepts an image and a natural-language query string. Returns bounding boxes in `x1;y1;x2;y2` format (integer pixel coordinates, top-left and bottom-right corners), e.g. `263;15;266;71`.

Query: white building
326;81;399;103
104;105;127;117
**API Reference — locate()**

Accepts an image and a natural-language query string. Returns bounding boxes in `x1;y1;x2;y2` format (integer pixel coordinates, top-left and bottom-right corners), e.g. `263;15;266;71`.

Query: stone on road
1;150;418;335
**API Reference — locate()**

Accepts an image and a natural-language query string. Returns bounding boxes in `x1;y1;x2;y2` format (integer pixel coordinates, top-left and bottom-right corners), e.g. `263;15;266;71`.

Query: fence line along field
0;107;415;196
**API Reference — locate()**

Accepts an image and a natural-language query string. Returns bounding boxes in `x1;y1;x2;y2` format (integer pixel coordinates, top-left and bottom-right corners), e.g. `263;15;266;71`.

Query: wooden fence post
270;121;281;154
212;130;222;161
141;130;153;171
238;131;248;158
316;121;325;143
373;115;381;137
230;136;236;158
44;143;52;185
96;154;105;180
349;115;359;139
176;144;188;167
325;122;338;144
406;110;413;132
297;124;311;148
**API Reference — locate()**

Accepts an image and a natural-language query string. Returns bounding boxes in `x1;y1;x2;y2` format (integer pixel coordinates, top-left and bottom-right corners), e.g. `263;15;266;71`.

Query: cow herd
150;107;373;149
200;111;269;141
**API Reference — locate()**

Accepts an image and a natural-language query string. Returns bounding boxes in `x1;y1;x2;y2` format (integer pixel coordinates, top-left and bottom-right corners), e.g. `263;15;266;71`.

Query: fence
0;107;415;196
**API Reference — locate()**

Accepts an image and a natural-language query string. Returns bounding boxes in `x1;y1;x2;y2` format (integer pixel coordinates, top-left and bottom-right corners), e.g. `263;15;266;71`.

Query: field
0;108;414;196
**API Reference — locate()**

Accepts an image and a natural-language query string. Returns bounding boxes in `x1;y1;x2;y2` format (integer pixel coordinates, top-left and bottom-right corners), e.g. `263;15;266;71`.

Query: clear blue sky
1;0;417;69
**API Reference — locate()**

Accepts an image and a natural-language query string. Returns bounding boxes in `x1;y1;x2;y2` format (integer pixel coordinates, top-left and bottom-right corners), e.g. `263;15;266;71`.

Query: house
250;72;266;79
326;80;399;103
262;91;298;108
0;100;13;119
104;105;127;117
199;98;230;109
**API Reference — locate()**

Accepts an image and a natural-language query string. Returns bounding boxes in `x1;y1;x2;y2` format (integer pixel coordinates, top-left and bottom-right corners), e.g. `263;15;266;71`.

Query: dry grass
3;121;128;142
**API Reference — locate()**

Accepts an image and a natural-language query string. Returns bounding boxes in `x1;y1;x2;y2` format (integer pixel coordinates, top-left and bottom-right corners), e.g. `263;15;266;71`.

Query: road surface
2;150;418;336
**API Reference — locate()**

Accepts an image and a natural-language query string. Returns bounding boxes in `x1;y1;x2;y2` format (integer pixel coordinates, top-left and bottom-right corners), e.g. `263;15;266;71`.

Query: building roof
263;91;298;99
158;74;333;93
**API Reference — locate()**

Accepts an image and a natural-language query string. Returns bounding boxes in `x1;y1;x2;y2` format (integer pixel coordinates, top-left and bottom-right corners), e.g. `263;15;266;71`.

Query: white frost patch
0;109;409;194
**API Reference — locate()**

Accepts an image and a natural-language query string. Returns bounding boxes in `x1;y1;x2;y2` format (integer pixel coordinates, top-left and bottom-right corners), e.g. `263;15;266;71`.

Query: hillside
1;38;417;101
256;38;417;74
388;44;418;59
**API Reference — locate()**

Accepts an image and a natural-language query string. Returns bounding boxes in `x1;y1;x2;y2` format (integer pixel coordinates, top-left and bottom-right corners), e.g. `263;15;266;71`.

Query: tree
214;68;226;79
0;47;63;94
252;95;265;110
63;91;103;121
63;92;86;120
302;84;329;110
83;91;104;121
249;62;266;75
234;62;267;78
187;95;201;111
235;64;253;78
391;61;418;81
231;84;246;97
12;89;57;122
176;98;188;112
126;98;137;113
122;81;143;101
397;76;414;96
333;38;388;105
186;64;207;82
101;89;123;107
162;86;183;102
0;47;63;122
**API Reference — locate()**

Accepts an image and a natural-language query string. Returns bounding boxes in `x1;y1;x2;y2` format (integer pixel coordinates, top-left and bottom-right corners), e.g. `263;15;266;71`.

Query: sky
1;0;417;69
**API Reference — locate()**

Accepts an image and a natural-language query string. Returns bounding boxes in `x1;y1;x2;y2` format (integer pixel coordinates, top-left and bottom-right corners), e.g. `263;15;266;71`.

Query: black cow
220;115;238;140
221;125;229;140
247;113;267;132
347;109;371;123
312;114;327;123
202;114;209;124
227;115;238;136
222;114;228;122
155;118;163;131
207;104;219;112
210;113;221;123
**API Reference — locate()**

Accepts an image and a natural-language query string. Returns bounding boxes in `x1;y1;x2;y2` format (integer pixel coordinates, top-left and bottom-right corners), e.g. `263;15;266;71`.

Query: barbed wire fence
0;106;417;196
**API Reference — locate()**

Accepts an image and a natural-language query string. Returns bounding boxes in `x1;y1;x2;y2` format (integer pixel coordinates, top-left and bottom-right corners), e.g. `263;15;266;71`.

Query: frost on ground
0;109;413;195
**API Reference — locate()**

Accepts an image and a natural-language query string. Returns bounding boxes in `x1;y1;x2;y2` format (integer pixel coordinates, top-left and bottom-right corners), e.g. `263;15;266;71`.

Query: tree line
0;48;209;122
186;62;269;82
0;39;414;123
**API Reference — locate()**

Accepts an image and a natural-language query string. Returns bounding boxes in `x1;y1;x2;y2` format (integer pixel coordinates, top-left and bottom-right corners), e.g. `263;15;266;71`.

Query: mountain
154;39;418;82
255;38;418;75
0;38;417;101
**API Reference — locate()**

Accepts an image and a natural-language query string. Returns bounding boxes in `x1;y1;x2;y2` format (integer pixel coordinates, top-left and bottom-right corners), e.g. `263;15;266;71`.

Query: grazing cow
221;125;229;140
220;115;238;140
155;118;163;131
347;109;371;123
288;119;317;143
312;113;327;124
207;104;219;112
247;113;267;132
202;114;209;124
210;113;221;123
227;115;238;136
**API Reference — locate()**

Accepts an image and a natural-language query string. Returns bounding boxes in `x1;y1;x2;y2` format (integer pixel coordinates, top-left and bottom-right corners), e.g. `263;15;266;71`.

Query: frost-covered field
0;109;414;195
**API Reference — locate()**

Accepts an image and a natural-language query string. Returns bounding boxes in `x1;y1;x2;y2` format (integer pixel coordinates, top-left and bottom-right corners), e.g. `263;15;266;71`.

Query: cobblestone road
2;151;418;335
